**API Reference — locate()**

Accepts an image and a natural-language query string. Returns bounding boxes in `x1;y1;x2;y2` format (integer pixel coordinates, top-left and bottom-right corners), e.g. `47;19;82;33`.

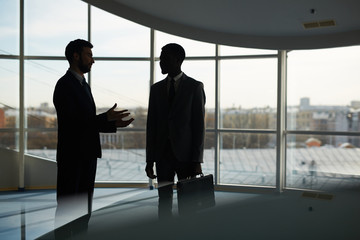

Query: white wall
0;148;57;190
24;154;57;189
0;148;19;190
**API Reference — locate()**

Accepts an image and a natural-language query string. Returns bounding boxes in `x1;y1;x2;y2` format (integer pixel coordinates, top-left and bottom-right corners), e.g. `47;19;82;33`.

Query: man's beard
78;56;91;74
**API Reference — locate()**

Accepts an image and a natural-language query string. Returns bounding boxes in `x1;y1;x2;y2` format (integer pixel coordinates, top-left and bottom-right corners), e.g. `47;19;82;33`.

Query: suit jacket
53;71;116;163
146;73;206;163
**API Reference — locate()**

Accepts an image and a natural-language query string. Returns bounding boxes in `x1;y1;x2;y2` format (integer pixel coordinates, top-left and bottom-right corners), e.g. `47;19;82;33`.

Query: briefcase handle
185;173;204;180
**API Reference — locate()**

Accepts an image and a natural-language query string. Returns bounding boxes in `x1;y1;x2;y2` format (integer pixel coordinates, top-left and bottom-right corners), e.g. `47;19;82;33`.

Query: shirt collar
68;68;85;84
168;72;183;82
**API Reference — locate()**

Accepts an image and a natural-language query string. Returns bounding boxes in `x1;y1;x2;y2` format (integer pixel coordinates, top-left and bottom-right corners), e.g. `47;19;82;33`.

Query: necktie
168;78;175;104
82;78;92;100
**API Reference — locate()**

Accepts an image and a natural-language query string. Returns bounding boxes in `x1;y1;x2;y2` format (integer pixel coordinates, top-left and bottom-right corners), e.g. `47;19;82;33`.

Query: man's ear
73;52;80;61
176;58;183;66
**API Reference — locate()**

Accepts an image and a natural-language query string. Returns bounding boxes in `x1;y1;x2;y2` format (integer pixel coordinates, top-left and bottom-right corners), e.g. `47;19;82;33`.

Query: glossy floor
1;187;360;240
0;188;156;240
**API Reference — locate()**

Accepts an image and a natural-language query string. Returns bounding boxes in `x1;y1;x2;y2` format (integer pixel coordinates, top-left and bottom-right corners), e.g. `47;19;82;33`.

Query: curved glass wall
1;0;360;192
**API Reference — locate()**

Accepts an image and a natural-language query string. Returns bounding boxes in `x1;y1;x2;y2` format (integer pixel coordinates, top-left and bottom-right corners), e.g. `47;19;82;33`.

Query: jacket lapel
156;79;170;111
68;72;96;112
169;74;187;116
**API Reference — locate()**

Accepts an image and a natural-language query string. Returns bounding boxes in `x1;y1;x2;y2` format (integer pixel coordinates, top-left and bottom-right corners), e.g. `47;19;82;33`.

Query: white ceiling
83;0;360;50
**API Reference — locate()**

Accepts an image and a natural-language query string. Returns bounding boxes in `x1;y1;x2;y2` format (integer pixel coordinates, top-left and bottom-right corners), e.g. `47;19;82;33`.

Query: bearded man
53;39;134;236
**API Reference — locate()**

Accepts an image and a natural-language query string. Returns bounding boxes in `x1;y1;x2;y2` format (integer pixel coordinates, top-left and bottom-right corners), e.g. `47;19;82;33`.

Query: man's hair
65;39;93;64
162;43;186;62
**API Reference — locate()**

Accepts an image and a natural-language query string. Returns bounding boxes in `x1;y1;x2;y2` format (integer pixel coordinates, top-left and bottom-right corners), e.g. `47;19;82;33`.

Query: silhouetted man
146;43;206;219
53;39;134;236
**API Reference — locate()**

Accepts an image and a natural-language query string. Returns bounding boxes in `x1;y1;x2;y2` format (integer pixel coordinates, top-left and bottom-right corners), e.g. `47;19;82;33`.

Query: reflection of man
145;43;206;219
53;39;134;236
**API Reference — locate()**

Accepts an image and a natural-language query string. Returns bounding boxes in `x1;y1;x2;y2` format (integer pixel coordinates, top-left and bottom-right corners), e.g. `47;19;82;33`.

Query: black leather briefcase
177;174;216;215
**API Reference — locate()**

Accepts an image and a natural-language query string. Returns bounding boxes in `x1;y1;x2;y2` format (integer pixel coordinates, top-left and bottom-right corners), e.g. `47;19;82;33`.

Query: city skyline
1;1;360;110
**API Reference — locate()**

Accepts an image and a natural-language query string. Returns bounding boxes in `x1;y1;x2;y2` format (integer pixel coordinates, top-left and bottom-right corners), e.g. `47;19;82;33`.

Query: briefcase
177;174;216;215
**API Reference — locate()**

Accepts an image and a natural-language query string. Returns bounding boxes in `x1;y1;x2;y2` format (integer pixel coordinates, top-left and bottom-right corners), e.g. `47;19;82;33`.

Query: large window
219;132;276;186
286;46;360;190
92;61;149;182
25;0;87;56
218;51;277;186
91;6;150;57
0;0;19;55
1;0;360;192
0;60;19;150
24;60;64;157
219;58;277;128
90;6;151;182
0;1;19;151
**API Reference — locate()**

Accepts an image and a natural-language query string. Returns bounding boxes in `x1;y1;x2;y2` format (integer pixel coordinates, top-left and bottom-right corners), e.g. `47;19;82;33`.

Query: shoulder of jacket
182;74;203;87
57;72;76;85
151;78;167;88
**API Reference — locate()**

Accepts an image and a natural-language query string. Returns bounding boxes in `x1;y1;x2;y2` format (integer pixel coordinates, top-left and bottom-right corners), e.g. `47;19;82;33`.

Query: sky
1;0;360;110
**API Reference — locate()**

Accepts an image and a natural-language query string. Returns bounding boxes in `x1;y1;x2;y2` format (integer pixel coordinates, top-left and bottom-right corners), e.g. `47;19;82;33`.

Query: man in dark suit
145;43;206;219
53;39;134;234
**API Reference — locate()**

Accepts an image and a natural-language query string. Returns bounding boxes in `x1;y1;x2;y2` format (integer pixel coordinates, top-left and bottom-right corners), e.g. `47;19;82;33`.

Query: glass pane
287;46;360;131
0;60;19;129
286;134;360;191
96;131;147;182
96;131;216;182
0;60;19;150
0;0;19;55
220;58;277;129
25;0;87;55
25;60;65;128
183;60;215;112
155;31;215;57
26;131;57;160
219;133;276;186
0;132;17;150
91;6;150;57
91;61;149;129
204;131;215;176
220;45;276;56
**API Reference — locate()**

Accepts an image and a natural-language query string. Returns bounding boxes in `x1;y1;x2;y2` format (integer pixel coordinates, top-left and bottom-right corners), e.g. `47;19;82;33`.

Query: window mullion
276;50;287;192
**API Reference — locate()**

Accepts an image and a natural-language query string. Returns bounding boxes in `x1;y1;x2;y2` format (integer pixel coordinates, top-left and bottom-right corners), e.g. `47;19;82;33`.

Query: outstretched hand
107;103;134;128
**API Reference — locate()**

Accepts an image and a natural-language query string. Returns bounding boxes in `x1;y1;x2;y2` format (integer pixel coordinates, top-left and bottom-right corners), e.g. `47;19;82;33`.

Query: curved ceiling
83;0;360;50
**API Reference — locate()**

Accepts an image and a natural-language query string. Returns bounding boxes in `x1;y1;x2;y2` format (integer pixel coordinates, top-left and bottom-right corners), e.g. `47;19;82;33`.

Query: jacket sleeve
96;112;117;133
146;86;156;163
191;82;206;163
54;80;116;135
